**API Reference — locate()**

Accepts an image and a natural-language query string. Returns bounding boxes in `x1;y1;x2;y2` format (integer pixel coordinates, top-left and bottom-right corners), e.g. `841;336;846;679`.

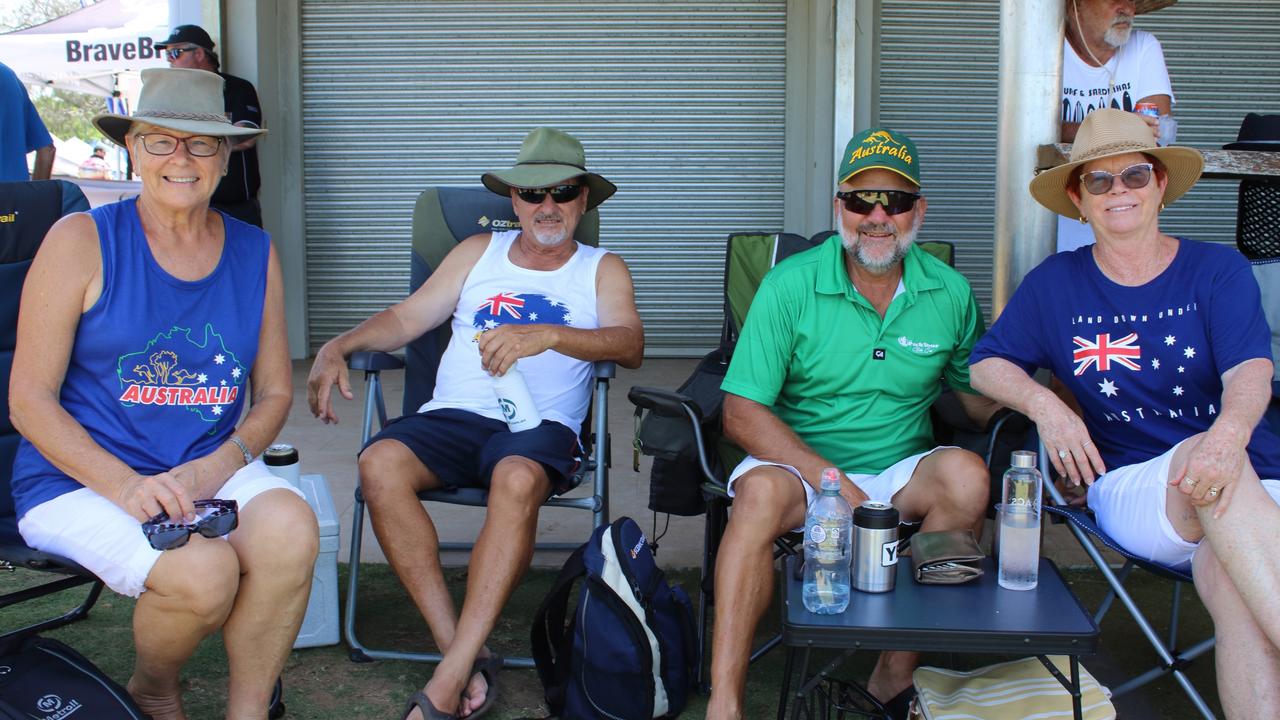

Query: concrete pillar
992;0;1063;316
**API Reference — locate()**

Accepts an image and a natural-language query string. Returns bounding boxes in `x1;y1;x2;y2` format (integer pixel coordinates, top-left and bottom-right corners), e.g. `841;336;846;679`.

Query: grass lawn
2;562;1221;719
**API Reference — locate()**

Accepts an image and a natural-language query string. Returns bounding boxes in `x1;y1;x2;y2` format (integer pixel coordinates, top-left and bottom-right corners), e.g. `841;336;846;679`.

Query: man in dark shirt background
155;24;265;228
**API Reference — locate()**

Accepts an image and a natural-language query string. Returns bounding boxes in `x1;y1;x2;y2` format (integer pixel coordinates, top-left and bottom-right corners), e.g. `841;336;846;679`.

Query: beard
529;211;570;246
1103;15;1133;48
839;215;921;274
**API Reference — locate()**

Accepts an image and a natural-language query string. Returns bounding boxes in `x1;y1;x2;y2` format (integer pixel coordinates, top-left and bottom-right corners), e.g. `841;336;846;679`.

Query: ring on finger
1207;487;1220;498
1184;477;1197;488
1058;449;1069;460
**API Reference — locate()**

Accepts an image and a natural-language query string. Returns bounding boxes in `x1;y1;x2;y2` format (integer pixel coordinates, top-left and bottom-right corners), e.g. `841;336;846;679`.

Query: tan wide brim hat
1136;0;1177;14
1029;109;1203;219
482;127;616;211
93;67;266;149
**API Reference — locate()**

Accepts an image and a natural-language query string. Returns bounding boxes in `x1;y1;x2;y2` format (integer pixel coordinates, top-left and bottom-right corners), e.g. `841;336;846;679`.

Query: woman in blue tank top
9;68;316;720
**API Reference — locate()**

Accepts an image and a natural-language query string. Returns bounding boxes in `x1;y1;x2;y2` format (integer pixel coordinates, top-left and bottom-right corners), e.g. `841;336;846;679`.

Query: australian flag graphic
473;292;573;331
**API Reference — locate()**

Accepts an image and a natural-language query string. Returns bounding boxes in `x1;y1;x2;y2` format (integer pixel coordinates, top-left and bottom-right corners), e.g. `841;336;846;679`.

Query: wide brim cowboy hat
1135;0;1177;14
93;68;266;149
482;127;616;211
1029;109;1203;219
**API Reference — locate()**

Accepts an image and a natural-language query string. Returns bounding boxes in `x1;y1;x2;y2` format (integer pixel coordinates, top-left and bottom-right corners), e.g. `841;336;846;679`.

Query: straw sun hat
482;128;616;211
93;67;266;149
1135;0;1177;14
1029;109;1203;219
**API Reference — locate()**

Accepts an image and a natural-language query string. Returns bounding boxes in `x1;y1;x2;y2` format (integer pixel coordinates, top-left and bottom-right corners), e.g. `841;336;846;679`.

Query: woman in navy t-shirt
971;109;1280;718
9;68;316;720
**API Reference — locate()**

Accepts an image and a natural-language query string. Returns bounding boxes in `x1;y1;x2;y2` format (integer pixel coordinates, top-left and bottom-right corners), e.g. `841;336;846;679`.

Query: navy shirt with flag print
972;239;1280;478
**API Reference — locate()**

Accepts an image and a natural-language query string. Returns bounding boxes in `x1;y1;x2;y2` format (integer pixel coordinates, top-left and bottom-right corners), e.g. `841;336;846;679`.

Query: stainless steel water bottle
852;501;900;593
263;443;300;488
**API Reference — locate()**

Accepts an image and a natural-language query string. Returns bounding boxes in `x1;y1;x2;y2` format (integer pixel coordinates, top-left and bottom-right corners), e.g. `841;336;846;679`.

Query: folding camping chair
343;186;613;668
1041;445;1218;720
630;231;1027;688
0;180;102;641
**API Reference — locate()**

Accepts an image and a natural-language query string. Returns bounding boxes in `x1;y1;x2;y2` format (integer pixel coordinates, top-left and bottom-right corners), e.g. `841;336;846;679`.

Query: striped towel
912;656;1115;720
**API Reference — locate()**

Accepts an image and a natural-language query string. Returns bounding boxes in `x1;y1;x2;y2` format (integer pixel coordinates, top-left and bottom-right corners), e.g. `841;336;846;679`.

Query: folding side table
778;556;1099;720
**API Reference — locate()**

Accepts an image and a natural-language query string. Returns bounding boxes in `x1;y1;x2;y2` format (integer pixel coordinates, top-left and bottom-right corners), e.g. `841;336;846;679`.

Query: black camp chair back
0;180;105;641
343;186;610;668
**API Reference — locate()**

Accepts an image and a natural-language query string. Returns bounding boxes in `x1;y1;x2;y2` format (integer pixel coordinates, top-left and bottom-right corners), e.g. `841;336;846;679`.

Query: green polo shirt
721;235;985;474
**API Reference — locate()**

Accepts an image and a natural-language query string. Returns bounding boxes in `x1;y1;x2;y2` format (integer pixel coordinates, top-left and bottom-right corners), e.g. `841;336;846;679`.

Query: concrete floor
282;356;1100;570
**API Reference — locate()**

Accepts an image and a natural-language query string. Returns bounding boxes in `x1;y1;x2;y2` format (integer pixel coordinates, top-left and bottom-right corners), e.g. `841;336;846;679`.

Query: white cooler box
294;473;340;648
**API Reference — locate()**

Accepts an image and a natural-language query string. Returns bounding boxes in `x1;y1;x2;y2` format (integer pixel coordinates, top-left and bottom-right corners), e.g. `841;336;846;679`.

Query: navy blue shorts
363;408;581;494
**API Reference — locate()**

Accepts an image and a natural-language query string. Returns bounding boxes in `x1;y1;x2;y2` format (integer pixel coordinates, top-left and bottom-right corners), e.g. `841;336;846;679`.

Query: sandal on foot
881;686;917;720
402;690;457;720
461;653;504;719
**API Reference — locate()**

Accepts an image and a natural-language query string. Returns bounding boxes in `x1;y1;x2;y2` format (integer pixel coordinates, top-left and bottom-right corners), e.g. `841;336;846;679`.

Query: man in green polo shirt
705;128;1000;720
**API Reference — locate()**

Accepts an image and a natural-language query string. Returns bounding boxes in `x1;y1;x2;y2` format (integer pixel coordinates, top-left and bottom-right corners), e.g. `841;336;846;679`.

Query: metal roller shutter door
300;0;789;354
879;0;1280;316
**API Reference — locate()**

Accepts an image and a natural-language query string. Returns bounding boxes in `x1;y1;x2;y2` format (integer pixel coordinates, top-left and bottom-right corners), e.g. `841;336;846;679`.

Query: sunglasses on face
165;46;200;61
134;133;224;158
836;189;921;216
142;499;239;551
1078;162;1154;196
516;184;583;205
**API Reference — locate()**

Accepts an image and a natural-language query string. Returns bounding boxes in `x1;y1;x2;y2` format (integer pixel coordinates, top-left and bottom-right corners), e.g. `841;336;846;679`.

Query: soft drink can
1135;102;1160;119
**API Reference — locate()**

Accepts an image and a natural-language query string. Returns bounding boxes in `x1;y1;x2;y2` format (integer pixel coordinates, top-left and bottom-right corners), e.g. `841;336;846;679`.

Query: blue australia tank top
11;198;268;519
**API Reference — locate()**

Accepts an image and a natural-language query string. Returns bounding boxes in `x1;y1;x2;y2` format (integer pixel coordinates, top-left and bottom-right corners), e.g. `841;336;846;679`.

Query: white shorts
1087;441;1280;572
18;460;304;598
726;448;947;528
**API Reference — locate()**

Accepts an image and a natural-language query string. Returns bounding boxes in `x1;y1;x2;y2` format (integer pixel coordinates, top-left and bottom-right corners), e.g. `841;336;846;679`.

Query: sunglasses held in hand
835;189;921;216
516;184;583;205
142;499;239;550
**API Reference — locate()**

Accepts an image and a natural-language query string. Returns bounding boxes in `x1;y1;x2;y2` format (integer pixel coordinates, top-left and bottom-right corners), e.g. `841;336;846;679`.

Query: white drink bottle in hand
492;361;542;432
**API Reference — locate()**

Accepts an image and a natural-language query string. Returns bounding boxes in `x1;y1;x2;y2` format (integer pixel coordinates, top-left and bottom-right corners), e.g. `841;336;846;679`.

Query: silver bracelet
229;435;254;466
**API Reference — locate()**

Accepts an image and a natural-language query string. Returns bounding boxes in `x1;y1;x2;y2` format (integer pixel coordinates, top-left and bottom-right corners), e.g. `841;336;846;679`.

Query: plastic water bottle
998;450;1042;591
491;361;542;432
803;468;852;614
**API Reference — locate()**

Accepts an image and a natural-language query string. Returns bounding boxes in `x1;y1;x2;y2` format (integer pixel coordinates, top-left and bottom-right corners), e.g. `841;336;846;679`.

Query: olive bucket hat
482;128;616;210
1029;109;1202;219
93;68;266;149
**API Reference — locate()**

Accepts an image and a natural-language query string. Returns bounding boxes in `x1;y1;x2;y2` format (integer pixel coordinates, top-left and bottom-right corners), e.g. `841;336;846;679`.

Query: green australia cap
838;128;920;187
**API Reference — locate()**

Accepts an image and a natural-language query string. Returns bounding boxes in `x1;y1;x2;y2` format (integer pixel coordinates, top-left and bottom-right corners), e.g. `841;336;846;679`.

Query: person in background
155;25;265;227
78;143;112;180
0;60;55;181
971;109;1280;720
1059;0;1177;252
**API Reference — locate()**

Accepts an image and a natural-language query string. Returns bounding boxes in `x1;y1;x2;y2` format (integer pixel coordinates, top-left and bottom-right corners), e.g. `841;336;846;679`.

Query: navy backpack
531;516;698;719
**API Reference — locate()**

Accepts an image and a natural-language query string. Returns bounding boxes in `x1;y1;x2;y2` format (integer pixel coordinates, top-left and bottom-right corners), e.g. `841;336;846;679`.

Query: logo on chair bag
35;692;82;718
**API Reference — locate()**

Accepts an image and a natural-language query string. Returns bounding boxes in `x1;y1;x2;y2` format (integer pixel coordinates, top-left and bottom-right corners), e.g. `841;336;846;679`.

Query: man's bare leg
705;468;808;720
868;448;988;703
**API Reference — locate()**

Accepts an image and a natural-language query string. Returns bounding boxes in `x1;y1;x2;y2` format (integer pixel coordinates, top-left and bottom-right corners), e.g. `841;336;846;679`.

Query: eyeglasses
836;189;921;216
1078;163;1154;195
142;499;239;550
516;184;583;205
134;133;224;158
165;45;200;61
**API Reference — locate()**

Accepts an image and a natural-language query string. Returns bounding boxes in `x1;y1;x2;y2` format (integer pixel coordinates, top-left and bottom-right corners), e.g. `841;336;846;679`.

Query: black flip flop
402;690;457;720
881;685;917;720
461;653;504;719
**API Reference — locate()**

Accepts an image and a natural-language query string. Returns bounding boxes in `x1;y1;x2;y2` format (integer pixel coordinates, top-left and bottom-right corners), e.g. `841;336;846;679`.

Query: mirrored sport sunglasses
142;499;239;551
516;184;583;205
165;45;201;61
1079;162;1154;196
836;189;921;216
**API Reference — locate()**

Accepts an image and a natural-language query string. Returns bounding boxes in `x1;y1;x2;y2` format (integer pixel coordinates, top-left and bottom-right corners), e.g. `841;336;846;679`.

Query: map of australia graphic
117;324;246;428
